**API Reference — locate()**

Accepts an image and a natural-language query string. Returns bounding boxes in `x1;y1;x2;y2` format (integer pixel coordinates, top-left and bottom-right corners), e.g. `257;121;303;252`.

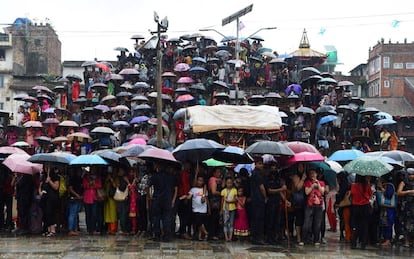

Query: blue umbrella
189;66;208;73
374;112;393;120
69;154;109;166
220;36;236;42
328;149;365;162
129;116;150;124
192;57;207;64
112;121;130;128
285;84;302;95
234;163;254;174
318;115;337;126
28;152;77;164
373;118;397;126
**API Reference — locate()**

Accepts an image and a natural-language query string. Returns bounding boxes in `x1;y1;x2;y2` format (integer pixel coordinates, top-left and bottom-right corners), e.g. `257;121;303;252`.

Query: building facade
367;38;414;98
0;19;61;123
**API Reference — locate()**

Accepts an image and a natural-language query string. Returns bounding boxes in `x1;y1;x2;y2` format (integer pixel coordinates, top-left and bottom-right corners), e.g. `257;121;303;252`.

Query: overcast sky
2;0;414;75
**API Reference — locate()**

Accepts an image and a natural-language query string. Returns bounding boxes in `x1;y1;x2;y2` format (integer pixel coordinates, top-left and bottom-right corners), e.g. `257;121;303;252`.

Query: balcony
0;34;12;47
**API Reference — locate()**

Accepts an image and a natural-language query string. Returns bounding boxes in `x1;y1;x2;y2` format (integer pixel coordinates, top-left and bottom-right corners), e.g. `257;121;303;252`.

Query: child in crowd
221;177;237;242
233;187;249;240
180;176;209;241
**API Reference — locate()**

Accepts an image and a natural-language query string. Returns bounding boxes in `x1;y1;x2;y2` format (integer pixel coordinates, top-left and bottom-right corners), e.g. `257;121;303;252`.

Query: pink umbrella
287;151;325;164
43;118;60;124
119;68;139;75
128;133;149;141
128;138;147;145
0;146;28;156
161;71;176;77
32;85;53;93
175;94;194;103
23;121;43;128
286;141;320;154
3;153;43;175
174;63;190;72
176;77;194;84
138;147;180;166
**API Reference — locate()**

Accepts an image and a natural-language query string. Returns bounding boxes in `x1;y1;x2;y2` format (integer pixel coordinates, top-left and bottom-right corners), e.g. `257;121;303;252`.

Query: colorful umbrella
285;141;320;154
344;156;393;177
177;77;194;84
129;116;150;124
328;149;365;162
203;158;231;167
138;147;180;166
175;94;194;103
287;151;325;164
3;153;43;174
285;84;302;95
69;154;109;166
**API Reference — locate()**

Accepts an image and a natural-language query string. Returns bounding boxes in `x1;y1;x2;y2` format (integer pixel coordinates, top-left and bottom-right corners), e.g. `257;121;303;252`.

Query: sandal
46;232;56;237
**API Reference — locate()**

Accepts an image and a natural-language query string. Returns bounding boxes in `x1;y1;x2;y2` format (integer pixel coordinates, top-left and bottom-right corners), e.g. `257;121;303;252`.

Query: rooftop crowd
0;33;412;251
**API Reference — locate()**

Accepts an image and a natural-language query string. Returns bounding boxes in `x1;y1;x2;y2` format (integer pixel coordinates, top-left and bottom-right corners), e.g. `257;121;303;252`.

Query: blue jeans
67;200;82;232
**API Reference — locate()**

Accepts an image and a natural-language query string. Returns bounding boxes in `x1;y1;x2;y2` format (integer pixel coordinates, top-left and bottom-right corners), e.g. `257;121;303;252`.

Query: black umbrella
65;74;82;82
120;144;152;158
315;105;336;114
245;140;295;156
172;138;224;163
28;152;77;164
212;146;253;164
91;149;121;164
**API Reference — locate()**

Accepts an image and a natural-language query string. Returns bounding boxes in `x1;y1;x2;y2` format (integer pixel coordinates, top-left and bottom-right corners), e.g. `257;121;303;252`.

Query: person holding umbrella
39;166;60;237
350;175;374;249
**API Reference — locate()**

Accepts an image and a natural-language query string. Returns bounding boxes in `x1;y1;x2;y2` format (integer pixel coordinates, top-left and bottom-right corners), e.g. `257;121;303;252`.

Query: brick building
367;38;414;98
0;18;61;123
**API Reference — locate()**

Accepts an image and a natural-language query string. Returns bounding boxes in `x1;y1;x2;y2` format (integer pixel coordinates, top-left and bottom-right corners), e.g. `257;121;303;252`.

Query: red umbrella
96;62;111;73
175;94;194;103
287;151;325;164
285;141;320;154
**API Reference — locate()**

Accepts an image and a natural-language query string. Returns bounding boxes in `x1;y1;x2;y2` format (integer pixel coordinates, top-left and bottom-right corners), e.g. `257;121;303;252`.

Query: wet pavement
1;229;414;259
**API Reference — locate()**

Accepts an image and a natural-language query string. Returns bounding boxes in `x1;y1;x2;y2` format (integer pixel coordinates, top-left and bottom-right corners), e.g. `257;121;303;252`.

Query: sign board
222;4;253;26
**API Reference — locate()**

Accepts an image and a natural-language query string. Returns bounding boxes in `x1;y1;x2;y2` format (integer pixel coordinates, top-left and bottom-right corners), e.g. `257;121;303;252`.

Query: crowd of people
0;32;412;251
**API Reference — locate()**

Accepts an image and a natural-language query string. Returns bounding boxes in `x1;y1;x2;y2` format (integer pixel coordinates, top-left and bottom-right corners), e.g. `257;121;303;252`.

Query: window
0;75;4;88
0;49;5;61
35;39;41;46
393;63;403;69
406;63;414;69
0;103;4;110
384;80;390;88
383;56;390;68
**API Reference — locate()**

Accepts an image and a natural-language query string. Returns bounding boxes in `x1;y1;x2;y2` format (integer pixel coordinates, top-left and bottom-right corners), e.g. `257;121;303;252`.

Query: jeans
117;200;129;232
223;210;236;233
67;200;82;232
302;206;323;243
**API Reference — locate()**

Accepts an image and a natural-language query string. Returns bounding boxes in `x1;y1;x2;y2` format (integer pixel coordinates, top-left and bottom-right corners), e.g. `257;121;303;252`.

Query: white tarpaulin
185;105;282;133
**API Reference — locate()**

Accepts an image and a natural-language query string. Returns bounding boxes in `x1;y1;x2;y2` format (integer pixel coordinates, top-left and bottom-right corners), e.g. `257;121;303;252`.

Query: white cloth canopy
185;105;282;133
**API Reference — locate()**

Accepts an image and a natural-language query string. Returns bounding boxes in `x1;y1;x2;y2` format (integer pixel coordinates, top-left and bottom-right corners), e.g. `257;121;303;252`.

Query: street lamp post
153;12;168;148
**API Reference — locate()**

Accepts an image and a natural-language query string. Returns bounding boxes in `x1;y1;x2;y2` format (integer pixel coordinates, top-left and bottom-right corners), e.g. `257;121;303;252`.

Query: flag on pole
239;21;245;31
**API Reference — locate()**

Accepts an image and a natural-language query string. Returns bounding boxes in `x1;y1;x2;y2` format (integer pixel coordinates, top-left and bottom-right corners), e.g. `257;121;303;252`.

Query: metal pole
156;23;163;148
234;17;240;105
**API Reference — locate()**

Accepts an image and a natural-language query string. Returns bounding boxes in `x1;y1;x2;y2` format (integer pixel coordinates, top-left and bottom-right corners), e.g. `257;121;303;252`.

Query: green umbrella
308;161;336;189
203;158;231;167
343;156;393;177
